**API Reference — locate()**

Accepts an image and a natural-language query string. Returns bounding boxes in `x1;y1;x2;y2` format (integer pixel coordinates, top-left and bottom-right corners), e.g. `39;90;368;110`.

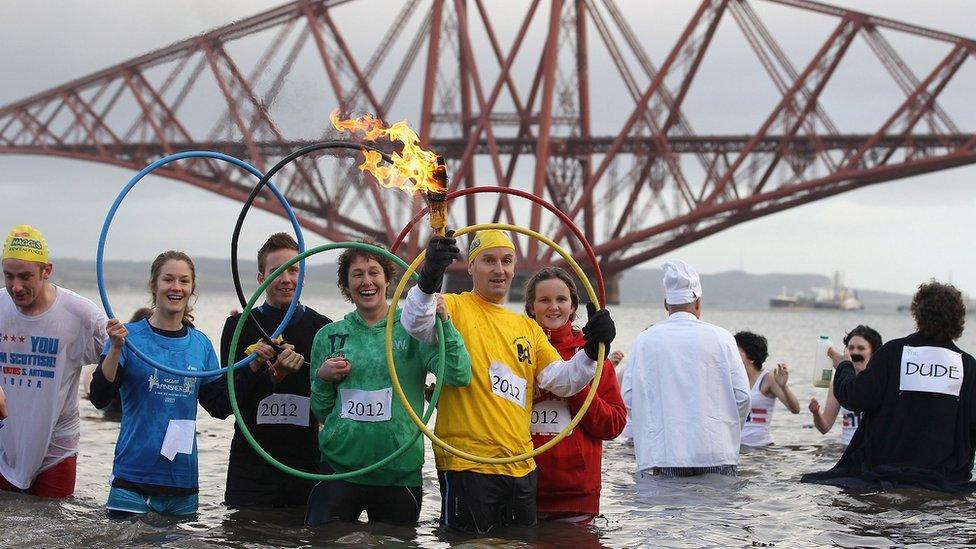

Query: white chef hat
662;259;702;305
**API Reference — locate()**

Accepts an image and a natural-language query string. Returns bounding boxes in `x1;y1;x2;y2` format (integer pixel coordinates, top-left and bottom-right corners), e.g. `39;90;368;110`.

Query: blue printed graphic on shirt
103;320;219;489
0;334;62;390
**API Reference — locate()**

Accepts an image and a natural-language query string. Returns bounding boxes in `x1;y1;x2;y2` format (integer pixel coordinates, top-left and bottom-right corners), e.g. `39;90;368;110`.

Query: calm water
3;287;975;548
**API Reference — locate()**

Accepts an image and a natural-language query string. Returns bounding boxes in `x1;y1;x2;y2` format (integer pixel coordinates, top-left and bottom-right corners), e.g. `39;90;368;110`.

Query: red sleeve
566;359;627;440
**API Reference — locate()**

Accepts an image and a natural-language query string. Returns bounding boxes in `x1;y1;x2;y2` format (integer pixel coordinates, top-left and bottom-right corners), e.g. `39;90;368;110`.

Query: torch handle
427;204;448;237
429;156;449;237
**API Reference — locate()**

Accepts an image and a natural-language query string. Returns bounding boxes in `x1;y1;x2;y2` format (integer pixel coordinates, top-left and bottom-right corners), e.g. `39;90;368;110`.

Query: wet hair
336;240;398;303
149;250;196;326
911;280;965;342
734;331;768;369
523;267;580;322
129;307;152;323
257;232;299;274
843;325;882;354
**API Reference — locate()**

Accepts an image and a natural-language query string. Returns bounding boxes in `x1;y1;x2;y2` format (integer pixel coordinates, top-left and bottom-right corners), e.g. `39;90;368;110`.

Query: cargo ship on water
769;272;863;310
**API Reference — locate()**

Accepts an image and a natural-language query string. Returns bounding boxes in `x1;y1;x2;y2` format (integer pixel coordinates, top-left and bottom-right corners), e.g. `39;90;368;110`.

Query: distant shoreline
49;257;911;312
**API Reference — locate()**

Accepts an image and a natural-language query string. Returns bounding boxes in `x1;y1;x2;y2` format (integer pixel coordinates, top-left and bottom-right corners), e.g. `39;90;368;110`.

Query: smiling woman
88;250;225;517
148;251;197;328
523;266;626;525
333;244;399;324
305;241;471;526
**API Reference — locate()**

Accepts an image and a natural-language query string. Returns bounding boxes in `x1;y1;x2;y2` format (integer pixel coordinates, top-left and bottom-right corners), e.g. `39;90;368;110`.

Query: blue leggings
107;485;198;516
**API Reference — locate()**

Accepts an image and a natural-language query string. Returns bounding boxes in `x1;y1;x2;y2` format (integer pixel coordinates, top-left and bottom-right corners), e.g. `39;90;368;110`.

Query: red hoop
390;186;606;305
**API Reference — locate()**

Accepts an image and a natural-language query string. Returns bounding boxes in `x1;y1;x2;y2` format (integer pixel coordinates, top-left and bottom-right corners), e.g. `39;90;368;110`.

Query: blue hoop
96;150;306;378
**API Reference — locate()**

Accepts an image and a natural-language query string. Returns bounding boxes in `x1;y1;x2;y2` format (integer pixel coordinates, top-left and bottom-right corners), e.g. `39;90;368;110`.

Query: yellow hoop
385;223;605;464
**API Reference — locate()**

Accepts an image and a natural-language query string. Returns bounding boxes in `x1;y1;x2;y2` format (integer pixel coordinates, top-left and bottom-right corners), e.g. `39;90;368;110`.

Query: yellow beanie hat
468;230;515;263
2;225;50;264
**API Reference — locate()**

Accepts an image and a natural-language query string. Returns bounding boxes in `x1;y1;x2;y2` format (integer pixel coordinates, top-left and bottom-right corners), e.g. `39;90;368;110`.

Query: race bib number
340;388;392;422
900;345;964;397
489;362;527;407
160;419;195;461
256;394;310;426
530;399;571;435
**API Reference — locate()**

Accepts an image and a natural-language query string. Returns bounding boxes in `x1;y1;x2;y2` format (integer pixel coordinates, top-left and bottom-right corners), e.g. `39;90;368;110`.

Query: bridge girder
1;0;975;278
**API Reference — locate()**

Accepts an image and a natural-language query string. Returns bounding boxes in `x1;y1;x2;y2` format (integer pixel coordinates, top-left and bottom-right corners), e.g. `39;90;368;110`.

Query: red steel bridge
1;0;974;299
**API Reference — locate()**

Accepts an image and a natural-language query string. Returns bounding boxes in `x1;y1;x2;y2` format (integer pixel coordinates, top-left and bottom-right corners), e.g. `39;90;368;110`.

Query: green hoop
228;242;446;480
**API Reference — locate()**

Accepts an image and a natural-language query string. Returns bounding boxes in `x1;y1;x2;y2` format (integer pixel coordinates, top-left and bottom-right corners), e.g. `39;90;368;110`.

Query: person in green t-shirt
305;243;471;526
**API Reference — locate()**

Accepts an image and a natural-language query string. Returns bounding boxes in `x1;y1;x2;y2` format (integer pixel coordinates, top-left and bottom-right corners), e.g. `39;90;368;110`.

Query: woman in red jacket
524;267;627;525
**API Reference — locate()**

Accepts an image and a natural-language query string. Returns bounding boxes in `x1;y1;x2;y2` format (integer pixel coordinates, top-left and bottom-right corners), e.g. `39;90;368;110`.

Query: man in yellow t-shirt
402;229;616;534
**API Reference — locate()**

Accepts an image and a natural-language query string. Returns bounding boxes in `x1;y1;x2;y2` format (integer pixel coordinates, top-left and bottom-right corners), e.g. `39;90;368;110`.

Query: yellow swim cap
468;230;515;264
2;225;50;264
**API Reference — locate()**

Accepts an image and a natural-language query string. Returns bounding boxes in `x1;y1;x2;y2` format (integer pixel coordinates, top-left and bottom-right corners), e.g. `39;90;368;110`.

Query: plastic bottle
813;335;834;388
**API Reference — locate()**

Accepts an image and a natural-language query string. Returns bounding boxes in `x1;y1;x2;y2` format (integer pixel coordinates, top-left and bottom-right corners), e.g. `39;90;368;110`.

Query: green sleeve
423;319;471;387
309;328;336;423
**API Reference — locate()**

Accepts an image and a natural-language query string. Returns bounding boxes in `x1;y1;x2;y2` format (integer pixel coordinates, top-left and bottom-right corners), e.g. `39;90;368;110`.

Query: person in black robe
802;281;976;493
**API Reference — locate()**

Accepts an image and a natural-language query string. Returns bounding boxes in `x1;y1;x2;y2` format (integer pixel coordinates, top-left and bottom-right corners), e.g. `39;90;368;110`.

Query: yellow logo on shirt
513;336;532;365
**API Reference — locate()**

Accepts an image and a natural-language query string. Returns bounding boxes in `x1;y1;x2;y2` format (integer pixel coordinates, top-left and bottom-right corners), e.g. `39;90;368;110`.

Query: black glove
582;302;616;361
417;231;460;294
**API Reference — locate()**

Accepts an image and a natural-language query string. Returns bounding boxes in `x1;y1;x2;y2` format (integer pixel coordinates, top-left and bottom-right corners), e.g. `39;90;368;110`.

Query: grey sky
1;0;974;295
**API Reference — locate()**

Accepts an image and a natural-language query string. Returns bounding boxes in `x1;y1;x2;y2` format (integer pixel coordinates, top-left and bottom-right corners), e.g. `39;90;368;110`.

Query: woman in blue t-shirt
91;250;223;516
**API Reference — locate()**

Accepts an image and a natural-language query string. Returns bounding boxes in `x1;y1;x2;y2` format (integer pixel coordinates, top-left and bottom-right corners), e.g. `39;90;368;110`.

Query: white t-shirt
0;286;106;488
622;312;751;470
740;371;776;447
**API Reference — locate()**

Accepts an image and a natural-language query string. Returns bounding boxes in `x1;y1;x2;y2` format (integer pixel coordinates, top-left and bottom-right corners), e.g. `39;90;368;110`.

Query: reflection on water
3;289;976;547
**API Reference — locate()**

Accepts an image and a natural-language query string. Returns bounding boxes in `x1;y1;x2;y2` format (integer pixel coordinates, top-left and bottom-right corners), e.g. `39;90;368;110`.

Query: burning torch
329;109;450;236
425;156;449;237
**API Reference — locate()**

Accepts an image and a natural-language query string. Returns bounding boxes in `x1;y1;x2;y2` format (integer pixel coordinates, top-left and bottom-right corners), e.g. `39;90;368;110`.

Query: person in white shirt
735;331;800;447
621;259;750;478
0;225;107;498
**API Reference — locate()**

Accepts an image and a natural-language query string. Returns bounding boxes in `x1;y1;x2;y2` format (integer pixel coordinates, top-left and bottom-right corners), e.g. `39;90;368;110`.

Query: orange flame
330;109;444;195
